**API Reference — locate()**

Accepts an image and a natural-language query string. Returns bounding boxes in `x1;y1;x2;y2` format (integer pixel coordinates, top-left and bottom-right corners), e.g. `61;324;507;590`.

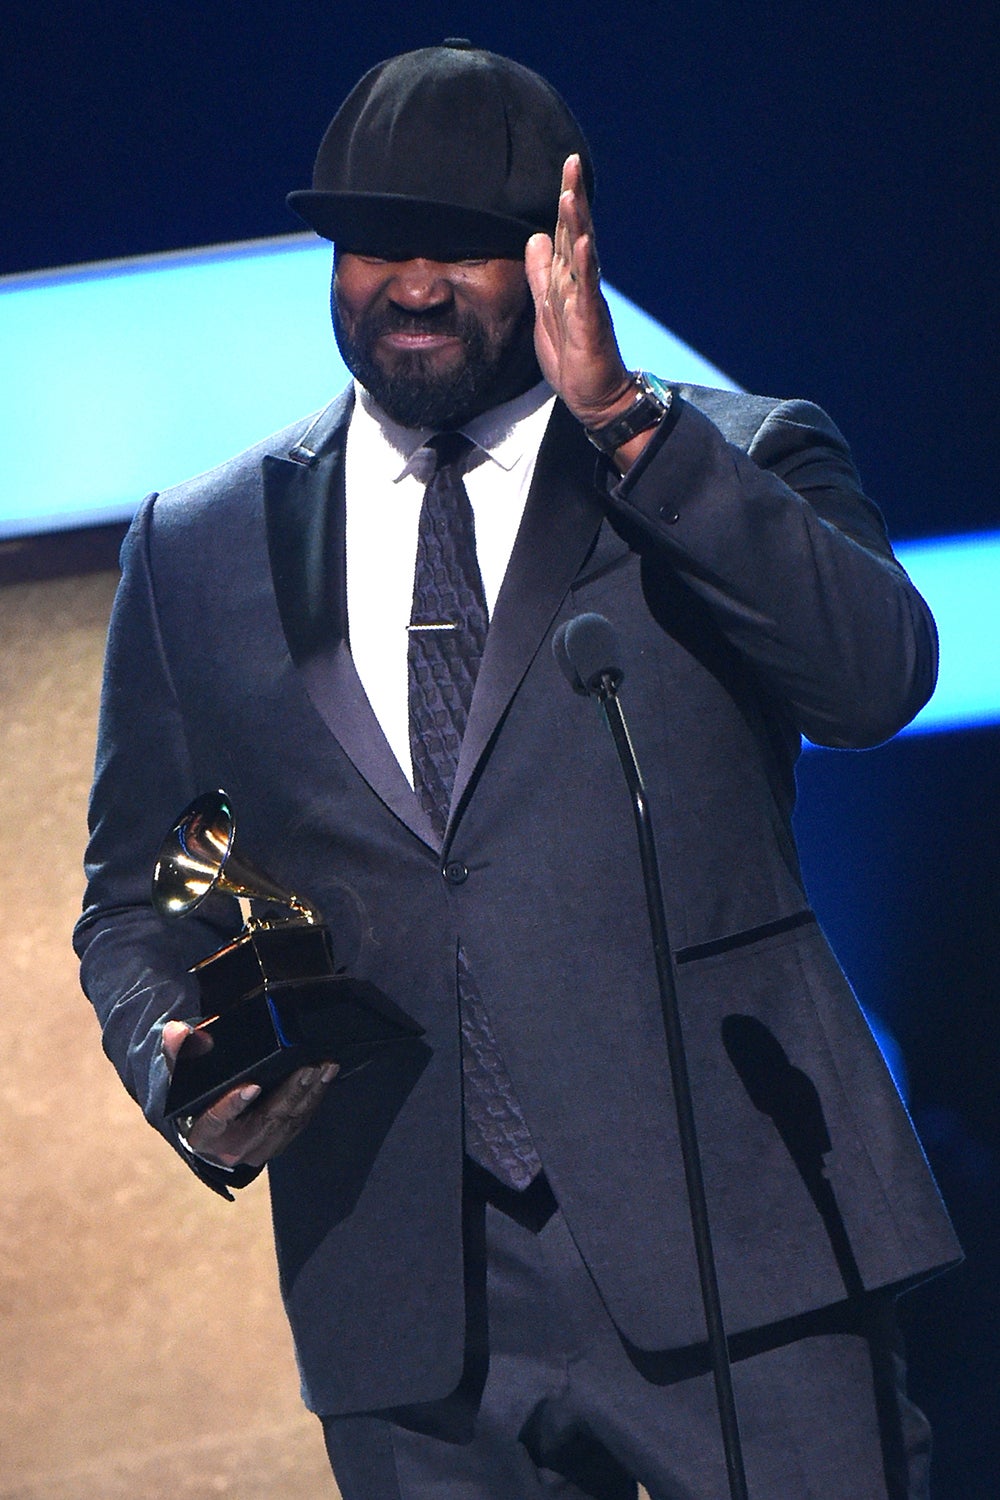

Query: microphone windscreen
552;619;588;695
553;613;624;696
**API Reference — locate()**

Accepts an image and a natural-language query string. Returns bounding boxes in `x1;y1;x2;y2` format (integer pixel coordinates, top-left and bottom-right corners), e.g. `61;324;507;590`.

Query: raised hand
524;155;634;430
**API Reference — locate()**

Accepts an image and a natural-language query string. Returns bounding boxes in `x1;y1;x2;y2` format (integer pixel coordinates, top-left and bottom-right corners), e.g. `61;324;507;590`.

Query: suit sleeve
74;495;256;1197
604;394;937;748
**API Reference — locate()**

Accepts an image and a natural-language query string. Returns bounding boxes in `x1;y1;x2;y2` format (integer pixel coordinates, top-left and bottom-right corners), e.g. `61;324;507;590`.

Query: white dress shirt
344;378;557;785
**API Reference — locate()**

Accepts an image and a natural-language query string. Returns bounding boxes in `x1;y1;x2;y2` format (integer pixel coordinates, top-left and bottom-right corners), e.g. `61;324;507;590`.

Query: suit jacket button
443;861;468;885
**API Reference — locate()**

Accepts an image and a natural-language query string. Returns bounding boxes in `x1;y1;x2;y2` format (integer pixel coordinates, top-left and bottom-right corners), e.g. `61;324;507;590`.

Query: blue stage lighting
1;236;996;736
0;235;735;538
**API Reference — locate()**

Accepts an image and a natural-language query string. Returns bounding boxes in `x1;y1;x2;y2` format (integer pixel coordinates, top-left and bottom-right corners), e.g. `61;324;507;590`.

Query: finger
557;157;592;246
264;1065;331;1132
570;231;602;292
183;1074;260;1152
242;1065;338;1166
555;223;599;309
240;1062;339;1144
559;154;584;220
554;189;577;270
162;1019;189;1055
186;1062;340;1167
161;1019;192;1070
524;232;554;309
179;1079;261;1168
557;158;601;291
189;1080;261;1142
552;159;575;267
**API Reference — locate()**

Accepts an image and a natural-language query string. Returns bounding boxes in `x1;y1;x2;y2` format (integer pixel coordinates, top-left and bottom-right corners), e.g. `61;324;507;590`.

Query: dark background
5;2;997;1491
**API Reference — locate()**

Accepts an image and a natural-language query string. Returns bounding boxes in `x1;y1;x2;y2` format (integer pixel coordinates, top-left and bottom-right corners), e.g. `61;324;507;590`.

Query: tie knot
428;431;476;475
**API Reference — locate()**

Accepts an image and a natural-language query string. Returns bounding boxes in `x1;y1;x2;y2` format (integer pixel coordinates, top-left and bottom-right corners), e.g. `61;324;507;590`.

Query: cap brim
286;190;544;259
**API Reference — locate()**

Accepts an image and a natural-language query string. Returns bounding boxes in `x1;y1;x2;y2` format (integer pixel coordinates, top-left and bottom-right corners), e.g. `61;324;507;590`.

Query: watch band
585;372;673;456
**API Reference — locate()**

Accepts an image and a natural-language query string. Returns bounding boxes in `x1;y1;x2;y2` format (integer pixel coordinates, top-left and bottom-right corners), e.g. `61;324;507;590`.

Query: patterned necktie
407;433;487;833
408;433;541;1190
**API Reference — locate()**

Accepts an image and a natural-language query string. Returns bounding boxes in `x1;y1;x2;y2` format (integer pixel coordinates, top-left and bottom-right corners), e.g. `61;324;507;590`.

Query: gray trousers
322;1167;931;1499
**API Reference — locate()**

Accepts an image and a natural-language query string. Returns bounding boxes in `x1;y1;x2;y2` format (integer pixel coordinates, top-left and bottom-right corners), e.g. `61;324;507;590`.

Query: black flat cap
287;39;593;259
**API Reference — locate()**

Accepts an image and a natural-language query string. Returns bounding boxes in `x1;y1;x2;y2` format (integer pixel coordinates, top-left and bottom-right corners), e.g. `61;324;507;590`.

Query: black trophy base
164;926;421;1120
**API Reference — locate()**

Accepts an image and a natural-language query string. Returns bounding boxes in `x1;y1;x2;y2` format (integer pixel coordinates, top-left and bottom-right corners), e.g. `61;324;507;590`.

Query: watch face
638;371;672;406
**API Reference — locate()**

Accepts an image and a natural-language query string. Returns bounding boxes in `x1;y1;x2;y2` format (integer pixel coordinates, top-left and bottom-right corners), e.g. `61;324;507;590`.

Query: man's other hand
162;1020;338;1169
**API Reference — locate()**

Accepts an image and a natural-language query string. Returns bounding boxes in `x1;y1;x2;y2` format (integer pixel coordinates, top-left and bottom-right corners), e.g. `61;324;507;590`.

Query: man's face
332;252;540;429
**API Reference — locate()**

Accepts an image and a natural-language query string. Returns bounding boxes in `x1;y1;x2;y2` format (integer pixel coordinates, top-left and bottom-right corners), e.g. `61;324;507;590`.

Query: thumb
161;1019;193;1072
524;232;554;311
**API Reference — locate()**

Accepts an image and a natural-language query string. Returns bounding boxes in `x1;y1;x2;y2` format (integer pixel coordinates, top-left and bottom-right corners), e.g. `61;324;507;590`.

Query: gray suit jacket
76;384;960;1415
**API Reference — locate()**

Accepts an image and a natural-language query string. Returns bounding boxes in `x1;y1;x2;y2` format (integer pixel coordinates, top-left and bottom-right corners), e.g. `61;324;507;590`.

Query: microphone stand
593;669;750;1500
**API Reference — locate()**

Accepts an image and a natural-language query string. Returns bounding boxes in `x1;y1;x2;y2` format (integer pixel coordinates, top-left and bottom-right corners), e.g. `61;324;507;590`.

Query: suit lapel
263;394;439;849
449;402;607;827
262;395;611;850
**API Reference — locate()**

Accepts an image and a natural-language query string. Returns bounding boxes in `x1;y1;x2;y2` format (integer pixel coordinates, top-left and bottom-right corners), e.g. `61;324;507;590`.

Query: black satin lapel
263;390;353;662
450;403;607;821
264;449;344;662
263;420;438;851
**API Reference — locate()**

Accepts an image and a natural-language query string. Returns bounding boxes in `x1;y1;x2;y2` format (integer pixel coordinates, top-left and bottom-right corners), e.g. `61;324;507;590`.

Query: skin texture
332;251;540;430
163;154;656;1170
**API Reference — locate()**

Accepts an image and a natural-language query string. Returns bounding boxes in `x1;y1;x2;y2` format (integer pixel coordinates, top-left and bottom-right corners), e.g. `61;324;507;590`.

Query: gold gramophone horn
152;790;318;923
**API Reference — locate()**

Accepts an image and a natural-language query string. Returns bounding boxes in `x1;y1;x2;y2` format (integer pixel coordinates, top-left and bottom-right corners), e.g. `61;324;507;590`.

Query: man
76;40;960;1500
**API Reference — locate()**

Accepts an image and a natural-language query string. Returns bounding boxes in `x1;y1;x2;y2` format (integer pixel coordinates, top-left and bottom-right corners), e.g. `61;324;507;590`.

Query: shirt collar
351;378;556;483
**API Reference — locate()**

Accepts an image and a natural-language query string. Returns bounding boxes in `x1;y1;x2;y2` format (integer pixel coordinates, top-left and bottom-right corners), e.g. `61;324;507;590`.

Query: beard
332;296;539;430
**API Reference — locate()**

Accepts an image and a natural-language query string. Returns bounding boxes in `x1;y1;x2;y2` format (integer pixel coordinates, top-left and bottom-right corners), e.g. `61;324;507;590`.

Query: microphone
552;612;749;1500
552;612;624;697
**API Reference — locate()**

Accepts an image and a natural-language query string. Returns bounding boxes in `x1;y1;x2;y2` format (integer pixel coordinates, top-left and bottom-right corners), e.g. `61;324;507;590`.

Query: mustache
362;305;480;341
